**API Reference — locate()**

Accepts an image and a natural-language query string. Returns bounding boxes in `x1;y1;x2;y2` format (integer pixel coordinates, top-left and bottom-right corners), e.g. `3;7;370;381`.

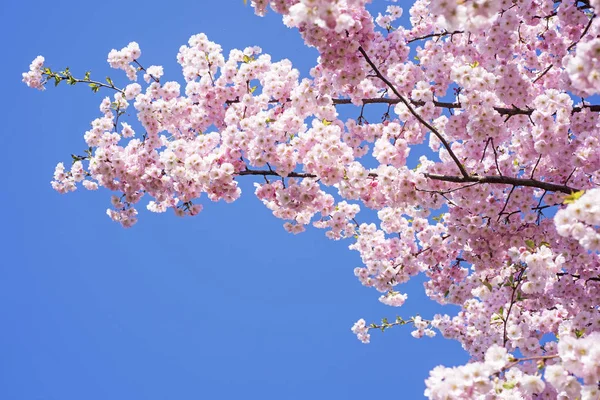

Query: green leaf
89;83;100;93
242;55;254;63
54;76;62;86
249;85;257;94
482;280;493;292
84;71;91;81
470;61;480;68
503;382;516;390
540;241;550;248
564;190;585;204
67;76;77;85
106;76;114;86
322;119;332;126
525;239;535;250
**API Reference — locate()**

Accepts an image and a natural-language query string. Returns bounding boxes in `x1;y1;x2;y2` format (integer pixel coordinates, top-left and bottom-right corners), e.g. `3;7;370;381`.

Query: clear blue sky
3;1;468;398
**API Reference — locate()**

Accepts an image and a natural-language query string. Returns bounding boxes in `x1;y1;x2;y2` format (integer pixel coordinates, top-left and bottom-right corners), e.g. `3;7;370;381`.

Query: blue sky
3;1;468;398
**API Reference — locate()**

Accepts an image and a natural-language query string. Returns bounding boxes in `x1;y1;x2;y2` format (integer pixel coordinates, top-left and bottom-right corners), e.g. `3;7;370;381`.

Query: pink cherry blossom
23;0;600;397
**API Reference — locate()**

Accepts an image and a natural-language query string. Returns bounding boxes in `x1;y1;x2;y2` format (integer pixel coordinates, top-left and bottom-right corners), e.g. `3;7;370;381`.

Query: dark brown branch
481;138;503;176
567;13;596;52
530;155;542;179
423;173;579;194
357;46;469;178
498;185;516;222
225;97;600;116
237;169;317;179
239;168;578;198
331;98;600;115
533;64;553;84
503;268;525;347
133;60;160;83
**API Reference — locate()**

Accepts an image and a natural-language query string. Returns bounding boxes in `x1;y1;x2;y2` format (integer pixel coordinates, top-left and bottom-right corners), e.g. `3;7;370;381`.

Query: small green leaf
106;76;114;86
84;71;91;81
525;239;535;250
54;76;62;86
564;190;585;204
322;119;332;126
89;83;100;93
503;382;516;390
470;61;479;68
249;85;257;94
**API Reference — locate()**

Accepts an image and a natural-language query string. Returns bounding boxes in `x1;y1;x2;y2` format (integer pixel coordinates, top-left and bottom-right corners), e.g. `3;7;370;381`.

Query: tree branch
331;98;600;115
357;46;470;178
406;30;464;43
237;169;317;179
423;173;579;194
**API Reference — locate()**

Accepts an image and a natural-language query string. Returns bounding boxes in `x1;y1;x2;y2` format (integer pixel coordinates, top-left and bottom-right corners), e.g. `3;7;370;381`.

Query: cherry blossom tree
23;0;600;398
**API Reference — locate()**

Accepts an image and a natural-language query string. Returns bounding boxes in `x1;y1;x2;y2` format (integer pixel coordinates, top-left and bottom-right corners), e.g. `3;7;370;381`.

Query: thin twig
357;46;469;178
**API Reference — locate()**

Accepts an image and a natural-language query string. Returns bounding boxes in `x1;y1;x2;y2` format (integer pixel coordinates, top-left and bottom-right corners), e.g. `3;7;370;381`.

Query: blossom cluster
107;42;141;81
22;56;45;90
555;189;600;251
24;0;600;397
